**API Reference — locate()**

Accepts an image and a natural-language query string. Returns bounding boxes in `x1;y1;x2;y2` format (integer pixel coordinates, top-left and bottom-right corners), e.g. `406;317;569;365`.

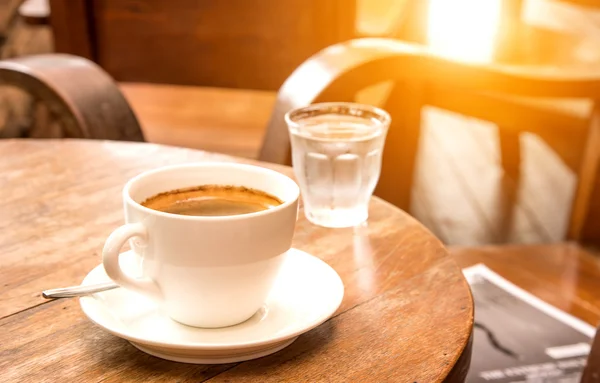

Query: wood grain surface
50;0;355;90
120;83;275;159
0;139;473;382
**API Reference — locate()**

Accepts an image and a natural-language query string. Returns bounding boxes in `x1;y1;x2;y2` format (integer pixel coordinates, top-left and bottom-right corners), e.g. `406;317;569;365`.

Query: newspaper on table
463;264;596;383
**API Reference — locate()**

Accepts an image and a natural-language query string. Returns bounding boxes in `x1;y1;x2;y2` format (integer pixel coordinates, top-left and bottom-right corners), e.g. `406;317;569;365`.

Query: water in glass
288;107;389;228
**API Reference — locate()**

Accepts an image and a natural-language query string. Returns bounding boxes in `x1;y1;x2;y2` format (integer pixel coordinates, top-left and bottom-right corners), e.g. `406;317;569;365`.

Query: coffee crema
141;185;283;217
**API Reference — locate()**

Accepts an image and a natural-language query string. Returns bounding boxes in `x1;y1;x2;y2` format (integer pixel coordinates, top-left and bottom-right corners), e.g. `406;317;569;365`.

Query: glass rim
284;102;391;130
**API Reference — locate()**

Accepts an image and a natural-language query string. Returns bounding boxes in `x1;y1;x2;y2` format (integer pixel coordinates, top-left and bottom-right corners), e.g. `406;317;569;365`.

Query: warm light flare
427;0;502;63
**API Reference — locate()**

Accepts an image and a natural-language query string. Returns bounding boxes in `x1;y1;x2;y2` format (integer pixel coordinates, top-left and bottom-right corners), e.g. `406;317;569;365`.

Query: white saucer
80;248;344;364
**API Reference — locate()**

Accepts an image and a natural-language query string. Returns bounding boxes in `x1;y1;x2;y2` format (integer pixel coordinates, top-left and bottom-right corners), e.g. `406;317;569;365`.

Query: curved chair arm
0;54;144;141
259;37;600;164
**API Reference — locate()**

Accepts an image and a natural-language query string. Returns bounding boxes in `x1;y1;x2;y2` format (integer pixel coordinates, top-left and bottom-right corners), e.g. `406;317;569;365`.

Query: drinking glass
286;102;391;228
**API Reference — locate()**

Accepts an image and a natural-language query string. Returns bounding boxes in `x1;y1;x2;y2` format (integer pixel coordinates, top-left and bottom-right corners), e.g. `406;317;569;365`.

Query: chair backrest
48;0;356;91
259;38;600;244
0;54;143;141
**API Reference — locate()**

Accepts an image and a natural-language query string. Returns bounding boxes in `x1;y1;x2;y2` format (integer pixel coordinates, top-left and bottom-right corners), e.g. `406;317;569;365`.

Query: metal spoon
42;282;119;299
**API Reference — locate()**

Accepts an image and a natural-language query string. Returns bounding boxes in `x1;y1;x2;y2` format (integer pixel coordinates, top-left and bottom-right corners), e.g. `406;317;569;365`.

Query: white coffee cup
102;163;299;328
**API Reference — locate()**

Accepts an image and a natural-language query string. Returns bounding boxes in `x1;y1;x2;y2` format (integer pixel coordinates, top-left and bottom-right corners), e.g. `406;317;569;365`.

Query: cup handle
102;223;162;301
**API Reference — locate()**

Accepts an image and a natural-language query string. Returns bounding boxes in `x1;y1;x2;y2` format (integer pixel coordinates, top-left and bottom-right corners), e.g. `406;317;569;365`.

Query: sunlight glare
427;0;502;63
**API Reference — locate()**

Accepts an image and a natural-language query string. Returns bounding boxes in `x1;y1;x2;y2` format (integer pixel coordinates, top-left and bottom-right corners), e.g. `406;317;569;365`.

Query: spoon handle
42;282;119;299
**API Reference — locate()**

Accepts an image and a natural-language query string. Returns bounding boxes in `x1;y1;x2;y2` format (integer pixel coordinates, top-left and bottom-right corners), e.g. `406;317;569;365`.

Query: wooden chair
259;38;600;245
0;54;143;141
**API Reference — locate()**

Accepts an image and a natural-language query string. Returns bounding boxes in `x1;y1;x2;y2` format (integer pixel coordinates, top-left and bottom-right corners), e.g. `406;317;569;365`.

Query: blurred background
4;0;600;247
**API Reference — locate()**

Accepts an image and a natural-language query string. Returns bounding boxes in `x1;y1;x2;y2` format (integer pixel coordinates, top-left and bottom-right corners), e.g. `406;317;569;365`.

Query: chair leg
499;128;521;182
569;108;600;243
497;128;521;242
375;81;424;212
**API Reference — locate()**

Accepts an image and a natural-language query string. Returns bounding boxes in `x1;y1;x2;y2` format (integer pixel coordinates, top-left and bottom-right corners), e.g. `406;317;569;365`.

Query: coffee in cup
141;185;283;217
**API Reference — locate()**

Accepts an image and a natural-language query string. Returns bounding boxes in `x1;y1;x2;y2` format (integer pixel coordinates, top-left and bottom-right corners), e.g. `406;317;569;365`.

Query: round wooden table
0;140;473;382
